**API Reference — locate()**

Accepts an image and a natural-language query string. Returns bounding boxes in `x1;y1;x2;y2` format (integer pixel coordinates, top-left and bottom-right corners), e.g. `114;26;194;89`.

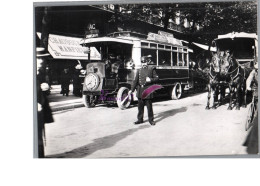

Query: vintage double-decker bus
80;31;207;109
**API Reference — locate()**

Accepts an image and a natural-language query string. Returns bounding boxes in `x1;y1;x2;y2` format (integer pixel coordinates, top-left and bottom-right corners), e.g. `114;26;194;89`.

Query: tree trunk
41;7;51;50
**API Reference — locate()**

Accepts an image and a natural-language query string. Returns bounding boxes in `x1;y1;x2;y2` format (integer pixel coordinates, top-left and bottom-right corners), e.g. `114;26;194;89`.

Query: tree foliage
102;1;257;44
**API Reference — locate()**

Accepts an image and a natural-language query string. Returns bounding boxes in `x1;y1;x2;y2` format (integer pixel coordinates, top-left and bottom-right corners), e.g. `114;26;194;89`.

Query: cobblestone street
45;92;249;158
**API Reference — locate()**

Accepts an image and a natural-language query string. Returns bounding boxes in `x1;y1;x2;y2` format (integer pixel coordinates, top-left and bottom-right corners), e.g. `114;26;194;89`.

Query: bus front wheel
117;87;132;110
82;95;96;108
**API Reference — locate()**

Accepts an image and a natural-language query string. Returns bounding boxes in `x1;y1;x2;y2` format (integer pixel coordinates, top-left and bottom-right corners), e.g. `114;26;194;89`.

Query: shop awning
37;33;101;60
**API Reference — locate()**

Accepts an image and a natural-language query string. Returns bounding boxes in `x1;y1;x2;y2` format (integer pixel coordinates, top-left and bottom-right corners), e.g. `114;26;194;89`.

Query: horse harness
224;57;244;82
227;65;240;81
209;65;218;81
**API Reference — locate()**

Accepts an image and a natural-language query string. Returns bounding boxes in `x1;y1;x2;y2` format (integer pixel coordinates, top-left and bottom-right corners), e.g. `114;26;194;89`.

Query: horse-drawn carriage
206;32;258;110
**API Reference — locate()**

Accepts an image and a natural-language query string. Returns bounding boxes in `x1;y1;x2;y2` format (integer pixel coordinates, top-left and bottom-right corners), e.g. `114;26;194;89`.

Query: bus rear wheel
170;83;182;100
82;95;96;108
117;87;132;110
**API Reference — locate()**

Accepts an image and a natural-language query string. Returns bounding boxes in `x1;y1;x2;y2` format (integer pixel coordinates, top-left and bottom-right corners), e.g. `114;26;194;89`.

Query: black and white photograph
34;0;259;158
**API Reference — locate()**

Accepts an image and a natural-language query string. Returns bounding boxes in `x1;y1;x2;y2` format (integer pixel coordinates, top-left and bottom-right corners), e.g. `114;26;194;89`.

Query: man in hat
128;55;159;125
73;63;83;97
146;55;155;65
36;47;54;158
60;68;71;96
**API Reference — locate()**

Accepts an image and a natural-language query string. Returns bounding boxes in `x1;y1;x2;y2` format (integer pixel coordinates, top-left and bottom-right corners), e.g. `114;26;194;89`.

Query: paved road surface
45;92;249;158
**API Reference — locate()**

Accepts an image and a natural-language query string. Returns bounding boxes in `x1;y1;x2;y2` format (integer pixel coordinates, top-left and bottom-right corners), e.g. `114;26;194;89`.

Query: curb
52;103;85;112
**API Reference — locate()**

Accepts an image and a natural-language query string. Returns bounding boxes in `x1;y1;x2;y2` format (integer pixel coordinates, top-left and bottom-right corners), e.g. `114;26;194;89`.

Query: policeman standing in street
129;55;159;125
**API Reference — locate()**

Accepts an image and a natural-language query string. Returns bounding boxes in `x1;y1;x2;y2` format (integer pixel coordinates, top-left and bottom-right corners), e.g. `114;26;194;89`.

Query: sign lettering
36;33;101;60
89;24;95;30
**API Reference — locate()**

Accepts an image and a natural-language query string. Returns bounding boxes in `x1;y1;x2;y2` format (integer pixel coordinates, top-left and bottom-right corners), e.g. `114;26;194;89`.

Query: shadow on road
181;91;207;99
154;107;187;123
46;125;150;158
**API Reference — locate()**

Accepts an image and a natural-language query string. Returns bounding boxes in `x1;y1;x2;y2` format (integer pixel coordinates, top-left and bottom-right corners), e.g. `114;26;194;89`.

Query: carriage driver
128;55;159;126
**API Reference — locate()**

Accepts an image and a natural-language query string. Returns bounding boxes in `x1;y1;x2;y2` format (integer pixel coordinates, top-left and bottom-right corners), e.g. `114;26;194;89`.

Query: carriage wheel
117;87;132;110
82;95;96;108
170;83;182;100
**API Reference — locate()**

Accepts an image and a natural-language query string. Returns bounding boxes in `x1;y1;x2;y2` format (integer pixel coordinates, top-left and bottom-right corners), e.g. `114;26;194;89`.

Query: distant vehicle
80;31;207;109
212;32;258;67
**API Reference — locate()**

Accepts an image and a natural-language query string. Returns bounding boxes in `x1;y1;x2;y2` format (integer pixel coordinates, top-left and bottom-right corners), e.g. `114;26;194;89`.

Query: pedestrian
36;47;54;158
243;62;258;154
45;65;51;95
73;64;83;97
128;55;159;125
60;68;71;96
246;62;258;95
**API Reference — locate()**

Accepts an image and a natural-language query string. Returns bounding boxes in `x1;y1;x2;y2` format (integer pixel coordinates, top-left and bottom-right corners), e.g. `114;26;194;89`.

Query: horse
223;53;249;110
205;52;227;110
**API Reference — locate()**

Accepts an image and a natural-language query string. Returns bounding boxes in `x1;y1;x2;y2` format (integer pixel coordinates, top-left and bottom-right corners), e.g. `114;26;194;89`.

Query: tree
96;1;257;44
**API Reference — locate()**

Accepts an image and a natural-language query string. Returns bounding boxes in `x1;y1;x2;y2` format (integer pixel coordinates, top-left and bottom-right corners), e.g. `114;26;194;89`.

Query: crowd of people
60;64;85;97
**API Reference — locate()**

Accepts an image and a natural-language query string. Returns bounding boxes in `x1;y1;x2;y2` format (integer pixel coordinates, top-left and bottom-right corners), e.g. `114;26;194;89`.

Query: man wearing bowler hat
129;55;159;125
36;47;54;158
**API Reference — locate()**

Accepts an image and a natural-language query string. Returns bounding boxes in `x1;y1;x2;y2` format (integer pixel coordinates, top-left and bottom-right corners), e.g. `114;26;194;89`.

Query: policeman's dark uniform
131;59;159;125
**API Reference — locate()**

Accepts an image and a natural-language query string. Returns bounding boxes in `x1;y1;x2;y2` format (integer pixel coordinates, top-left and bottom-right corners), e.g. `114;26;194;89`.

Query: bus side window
178;52;184;66
184;53;188;66
141;48;157;65
158;50;171;66
172;52;177;66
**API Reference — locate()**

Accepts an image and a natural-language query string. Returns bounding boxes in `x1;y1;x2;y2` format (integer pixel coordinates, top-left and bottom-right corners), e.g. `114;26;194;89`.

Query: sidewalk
48;84;84;112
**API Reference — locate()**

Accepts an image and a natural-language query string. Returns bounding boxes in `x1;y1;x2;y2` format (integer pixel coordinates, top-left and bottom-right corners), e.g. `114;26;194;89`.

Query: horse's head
221;51;239;75
210;52;221;73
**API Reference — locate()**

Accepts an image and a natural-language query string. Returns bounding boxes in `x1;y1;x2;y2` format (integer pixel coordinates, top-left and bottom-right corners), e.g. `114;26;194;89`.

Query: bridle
209;55;221;81
225;57;240;81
